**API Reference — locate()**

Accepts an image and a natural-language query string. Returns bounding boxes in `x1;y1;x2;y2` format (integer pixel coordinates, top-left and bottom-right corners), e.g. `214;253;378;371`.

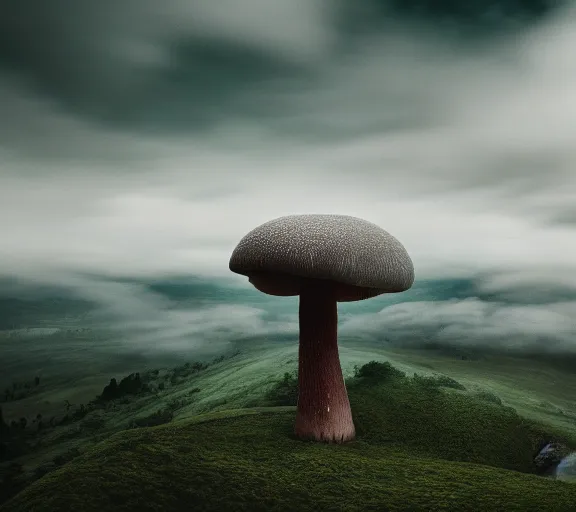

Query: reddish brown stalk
294;279;355;443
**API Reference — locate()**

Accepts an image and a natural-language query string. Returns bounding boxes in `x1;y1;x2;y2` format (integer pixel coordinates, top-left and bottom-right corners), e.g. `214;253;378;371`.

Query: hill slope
3;366;576;512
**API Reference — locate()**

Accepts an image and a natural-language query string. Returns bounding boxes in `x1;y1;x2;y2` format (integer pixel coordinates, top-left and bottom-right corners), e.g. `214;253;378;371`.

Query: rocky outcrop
534;442;572;476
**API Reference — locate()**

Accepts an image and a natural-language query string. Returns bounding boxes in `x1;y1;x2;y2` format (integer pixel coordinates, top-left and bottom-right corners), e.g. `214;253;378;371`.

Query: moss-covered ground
3;364;576;512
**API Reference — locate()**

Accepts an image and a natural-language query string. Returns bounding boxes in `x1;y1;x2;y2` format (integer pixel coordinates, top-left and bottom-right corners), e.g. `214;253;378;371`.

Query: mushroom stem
294;279;356;443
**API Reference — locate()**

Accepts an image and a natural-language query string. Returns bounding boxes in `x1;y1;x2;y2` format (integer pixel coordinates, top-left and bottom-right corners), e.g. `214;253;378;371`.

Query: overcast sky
1;1;575;358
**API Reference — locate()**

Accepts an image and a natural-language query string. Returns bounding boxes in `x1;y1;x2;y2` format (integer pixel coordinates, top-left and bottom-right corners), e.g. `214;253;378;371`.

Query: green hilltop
3;361;576;512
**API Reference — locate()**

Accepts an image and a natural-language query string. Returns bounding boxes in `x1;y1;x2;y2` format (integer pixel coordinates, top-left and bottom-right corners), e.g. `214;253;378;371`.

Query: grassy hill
3;362;576;512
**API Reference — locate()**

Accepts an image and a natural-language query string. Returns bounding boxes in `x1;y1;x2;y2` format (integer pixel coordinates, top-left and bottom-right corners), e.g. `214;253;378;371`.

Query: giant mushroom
229;214;414;443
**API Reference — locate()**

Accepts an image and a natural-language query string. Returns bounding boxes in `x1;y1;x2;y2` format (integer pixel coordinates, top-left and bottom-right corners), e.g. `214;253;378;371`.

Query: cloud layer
1;1;575;357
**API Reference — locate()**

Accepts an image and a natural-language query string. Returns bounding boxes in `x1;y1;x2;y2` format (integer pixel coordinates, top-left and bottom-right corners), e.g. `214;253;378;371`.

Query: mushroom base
294;279;356;443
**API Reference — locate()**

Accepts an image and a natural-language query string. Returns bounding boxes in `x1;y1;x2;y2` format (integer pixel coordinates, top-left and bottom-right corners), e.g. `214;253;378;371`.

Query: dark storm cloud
0;0;563;136
349;0;560;28
0;0;331;136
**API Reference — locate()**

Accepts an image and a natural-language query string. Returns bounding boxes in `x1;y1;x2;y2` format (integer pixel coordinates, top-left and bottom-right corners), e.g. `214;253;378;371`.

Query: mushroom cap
229;214;414;302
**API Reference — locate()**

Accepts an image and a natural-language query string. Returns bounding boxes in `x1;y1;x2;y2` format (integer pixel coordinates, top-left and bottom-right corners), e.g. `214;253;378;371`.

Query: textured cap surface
229;214;414;302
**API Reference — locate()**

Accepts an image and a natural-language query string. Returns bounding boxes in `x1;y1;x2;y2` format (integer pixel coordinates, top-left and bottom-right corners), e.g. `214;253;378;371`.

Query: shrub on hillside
52;448;81;467
81;415;106;431
412;373;466;391
432;375;467;390
475;390;503;405
353;361;406;383
98;372;154;403
130;409;173;429
265;362;465;407
265;372;298;406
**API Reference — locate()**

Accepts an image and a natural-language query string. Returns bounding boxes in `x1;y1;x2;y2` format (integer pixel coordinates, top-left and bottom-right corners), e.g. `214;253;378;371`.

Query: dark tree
72;405;88;421
117;373;142;396
34;376;40;387
0;406;7;435
100;378;119;401
99;374;144;402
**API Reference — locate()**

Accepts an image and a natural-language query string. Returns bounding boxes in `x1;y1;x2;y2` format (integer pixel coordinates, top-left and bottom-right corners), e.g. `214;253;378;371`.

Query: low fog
1;0;575;359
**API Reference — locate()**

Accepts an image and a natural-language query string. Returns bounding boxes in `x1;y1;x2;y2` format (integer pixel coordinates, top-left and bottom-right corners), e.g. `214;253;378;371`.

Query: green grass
3;365;576;512
348;375;573;473
3;344;576;507
5;339;576;439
